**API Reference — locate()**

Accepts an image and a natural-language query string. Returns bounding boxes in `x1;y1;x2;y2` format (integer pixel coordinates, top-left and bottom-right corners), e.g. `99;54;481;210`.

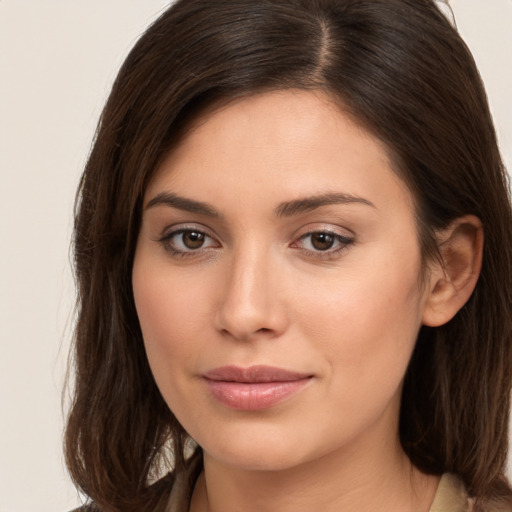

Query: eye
159;228;219;255
306;232;338;251
292;230;354;256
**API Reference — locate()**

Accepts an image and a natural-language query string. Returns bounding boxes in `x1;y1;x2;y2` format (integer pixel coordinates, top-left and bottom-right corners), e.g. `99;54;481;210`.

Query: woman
65;0;512;511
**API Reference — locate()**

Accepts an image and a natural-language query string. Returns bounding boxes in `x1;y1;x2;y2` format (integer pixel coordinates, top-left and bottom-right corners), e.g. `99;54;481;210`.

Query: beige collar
167;462;468;512
429;474;470;512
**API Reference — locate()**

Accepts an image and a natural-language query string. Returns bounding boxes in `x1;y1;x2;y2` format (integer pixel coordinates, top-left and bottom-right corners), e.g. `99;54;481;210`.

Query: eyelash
158;227;219;258
157;227;355;260
292;231;354;259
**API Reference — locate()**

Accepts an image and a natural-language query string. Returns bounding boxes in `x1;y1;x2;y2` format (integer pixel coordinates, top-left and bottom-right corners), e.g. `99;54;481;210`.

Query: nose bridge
215;239;286;340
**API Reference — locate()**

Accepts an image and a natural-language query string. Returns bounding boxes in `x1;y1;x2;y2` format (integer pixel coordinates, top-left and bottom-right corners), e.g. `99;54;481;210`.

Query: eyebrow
275;192;376;217
145;192;221;218
145;191;376;218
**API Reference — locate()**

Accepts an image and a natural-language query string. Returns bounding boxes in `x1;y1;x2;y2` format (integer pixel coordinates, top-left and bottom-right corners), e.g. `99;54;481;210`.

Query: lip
203;365;313;410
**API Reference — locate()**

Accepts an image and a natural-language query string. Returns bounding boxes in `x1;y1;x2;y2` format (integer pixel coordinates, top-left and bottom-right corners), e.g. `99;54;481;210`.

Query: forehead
146;90;413;217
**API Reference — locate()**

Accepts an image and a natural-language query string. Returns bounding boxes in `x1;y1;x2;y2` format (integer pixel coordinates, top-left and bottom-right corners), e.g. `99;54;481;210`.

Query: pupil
183;231;204;249
312;233;334;251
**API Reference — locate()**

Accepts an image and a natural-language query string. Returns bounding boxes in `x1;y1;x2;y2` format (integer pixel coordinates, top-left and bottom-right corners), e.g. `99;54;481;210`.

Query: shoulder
482;497;512;512
430;474;512;512
66;474;175;512
67;471;177;512
430;474;470;512
67;450;203;512
69;506;98;512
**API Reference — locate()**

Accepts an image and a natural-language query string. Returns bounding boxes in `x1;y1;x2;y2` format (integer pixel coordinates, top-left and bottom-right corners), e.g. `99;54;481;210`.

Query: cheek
294;253;425;396
132;255;207;382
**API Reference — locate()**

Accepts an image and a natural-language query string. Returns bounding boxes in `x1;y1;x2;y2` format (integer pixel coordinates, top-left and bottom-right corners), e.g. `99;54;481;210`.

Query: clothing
165;456;470;512
70;455;470;511
429;473;470;512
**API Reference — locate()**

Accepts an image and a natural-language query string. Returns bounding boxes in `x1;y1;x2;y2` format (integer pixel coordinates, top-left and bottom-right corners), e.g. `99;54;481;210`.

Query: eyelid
289;224;356;258
157;223;221;256
155;222;355;259
291;223;355;241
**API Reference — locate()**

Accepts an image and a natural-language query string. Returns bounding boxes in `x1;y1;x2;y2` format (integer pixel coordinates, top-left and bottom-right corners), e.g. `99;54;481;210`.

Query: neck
189;427;439;512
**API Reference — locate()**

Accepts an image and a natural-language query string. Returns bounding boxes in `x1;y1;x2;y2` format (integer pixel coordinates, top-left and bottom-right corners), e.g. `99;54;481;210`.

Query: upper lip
203;365;312;383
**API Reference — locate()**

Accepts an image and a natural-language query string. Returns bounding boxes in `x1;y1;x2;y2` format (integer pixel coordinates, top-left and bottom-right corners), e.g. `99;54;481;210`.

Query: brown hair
65;0;512;510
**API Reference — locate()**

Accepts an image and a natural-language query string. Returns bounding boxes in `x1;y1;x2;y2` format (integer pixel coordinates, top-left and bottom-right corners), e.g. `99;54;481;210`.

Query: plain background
0;1;511;511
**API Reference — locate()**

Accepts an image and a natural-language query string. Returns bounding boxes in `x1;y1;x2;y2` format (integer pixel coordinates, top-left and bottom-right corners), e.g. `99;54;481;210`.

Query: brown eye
159;228;219;255
182;231;205;249
292;230;354;257
310;232;335;251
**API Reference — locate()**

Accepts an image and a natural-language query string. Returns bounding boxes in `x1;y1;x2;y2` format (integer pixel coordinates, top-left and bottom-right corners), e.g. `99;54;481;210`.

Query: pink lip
203;365;313;410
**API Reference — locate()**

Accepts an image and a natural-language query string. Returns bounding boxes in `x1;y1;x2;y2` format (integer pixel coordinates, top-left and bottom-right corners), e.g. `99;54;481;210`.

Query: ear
422;215;483;327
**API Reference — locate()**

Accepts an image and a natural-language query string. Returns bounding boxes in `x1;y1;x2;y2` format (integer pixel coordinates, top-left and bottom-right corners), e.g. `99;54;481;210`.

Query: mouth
202;365;314;410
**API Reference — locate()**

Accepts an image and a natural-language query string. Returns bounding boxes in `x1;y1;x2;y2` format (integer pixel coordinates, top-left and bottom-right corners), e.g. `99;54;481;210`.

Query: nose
214;245;289;341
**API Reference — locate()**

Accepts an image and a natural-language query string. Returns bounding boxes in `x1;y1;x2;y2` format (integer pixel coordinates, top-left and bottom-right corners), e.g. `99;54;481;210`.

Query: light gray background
0;1;511;511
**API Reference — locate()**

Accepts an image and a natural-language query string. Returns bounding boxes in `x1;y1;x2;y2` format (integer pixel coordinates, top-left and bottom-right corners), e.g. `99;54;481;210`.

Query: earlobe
422;215;483;327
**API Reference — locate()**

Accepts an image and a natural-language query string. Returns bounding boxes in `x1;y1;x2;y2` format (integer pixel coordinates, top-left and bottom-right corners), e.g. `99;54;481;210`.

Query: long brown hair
66;1;512;510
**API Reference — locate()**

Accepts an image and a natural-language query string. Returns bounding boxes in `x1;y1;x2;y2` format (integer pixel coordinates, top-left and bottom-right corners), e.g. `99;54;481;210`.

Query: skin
133;90;457;511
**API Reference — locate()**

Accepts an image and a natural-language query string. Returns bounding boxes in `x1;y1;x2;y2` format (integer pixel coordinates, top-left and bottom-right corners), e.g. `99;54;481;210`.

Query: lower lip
204;378;312;410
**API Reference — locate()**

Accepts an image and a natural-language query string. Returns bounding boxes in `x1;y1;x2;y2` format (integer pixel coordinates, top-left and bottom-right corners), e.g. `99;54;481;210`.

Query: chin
196;427;312;472
208;446;307;472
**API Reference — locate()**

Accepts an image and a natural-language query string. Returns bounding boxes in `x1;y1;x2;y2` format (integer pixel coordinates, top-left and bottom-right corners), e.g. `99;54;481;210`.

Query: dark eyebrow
275;192;376;217
145;191;375;218
145;192;220;218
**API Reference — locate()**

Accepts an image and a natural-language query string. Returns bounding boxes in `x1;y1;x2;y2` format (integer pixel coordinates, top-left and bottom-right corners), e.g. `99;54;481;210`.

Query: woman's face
133;90;433;471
